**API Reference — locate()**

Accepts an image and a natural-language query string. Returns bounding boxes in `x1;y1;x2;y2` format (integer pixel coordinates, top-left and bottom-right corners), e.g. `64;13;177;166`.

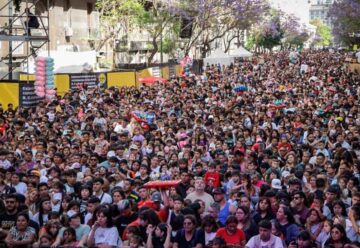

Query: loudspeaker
180;17;193;39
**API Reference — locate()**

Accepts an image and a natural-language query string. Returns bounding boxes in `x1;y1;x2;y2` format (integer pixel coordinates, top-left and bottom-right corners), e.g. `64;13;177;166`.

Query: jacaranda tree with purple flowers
248;10;310;51
328;0;360;45
179;0;270;57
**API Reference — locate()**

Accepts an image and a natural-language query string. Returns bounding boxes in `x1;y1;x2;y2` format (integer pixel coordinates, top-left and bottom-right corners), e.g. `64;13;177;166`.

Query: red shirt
204;171;220;188
216;227;246;245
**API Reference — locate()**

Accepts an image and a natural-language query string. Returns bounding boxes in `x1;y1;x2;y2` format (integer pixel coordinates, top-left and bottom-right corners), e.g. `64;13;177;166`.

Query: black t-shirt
152;236;165;248
0;211;17;240
135;175;150;183
114;212;138;237
174;228;205;248
0;212;17;230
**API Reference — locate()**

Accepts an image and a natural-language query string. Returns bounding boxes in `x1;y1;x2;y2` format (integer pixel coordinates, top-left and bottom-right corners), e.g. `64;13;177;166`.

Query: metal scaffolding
0;0;49;80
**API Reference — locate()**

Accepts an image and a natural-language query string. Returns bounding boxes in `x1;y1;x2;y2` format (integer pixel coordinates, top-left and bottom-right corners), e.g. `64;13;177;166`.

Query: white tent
230;46;252;58
204;49;235;67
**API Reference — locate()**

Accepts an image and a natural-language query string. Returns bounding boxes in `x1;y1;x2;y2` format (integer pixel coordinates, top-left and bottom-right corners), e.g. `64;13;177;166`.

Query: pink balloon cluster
35;57;46;98
35;56;56;100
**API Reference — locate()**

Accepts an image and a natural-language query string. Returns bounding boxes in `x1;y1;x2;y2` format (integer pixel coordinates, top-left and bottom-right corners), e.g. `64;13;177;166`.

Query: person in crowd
246;220;284;248
145;222;171;248
324;224;350;248
216;215;246;247
185;177;214;211
87;207;122;247
0;49;359;247
235;205;258;241
201;214;218;246
276;206;300;245
173;214;205;248
5;212;36;248
253;197;276;223
52;211;90;247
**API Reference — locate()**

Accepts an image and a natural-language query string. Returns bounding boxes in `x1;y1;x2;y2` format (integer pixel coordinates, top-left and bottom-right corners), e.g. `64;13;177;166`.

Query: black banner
19;82;44;108
69;73;107;90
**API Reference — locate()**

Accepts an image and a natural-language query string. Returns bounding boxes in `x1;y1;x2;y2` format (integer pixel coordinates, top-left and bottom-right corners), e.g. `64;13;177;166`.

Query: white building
309;0;333;26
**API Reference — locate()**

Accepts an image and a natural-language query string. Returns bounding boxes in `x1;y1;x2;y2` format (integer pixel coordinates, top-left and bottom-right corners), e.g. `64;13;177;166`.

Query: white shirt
0;159;11;170
246;234;284;248
32;213;48;225
13;182;27;195
205;232;216;245
92;226;122;246
93;192;112;204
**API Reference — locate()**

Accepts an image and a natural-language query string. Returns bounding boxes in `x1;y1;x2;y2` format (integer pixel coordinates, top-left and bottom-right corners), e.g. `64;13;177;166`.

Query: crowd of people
0;49;359;248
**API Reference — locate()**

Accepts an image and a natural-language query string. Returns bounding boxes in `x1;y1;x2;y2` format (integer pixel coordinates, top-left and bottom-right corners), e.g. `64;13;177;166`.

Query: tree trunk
147;36;159;65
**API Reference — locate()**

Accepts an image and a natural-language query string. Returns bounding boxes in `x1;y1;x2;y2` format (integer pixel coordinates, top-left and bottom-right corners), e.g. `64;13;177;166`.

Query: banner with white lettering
19;82;44;108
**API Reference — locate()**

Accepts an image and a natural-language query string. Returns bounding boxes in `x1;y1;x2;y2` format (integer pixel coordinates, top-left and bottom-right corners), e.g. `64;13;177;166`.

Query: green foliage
161;38;176;54
310;19;332;47
245;35;256;50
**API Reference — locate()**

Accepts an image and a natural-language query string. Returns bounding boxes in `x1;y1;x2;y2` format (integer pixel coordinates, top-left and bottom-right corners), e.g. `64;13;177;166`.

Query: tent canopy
230;46;252;58
204;49;234;67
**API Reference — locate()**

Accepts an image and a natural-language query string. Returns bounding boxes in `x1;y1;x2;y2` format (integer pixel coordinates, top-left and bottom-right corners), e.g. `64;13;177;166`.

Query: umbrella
138;76;167;84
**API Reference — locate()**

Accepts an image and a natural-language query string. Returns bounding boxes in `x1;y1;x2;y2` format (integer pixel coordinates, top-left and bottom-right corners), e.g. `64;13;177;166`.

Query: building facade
309;0;333;26
0;0;99;54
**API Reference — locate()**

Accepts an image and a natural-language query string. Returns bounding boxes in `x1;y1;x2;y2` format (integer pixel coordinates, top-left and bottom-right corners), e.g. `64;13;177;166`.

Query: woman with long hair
33;197;52;226
235;206;259;241
253;197;276;223
323;224;350;248
25;188;39;216
239;173;260;204
316;219;332;247
276;206;300;245
146;223;172;248
87;207;122;247
305;208;324;241
38;219;62;244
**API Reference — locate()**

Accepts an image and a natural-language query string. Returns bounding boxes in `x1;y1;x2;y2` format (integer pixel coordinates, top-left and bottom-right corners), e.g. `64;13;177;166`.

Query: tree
328;0;360;45
250;11;284;51
95;0;144;52
248;11;310;51
179;0;270;57
96;0;181;65
282;14;310;49
310;19;332;47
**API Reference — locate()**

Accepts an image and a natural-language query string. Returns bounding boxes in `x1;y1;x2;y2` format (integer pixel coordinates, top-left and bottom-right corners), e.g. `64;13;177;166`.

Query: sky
269;0;311;24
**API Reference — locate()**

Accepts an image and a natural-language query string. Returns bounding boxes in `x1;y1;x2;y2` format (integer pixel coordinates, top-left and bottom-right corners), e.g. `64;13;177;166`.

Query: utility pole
160;23;163;64
8;0;13;80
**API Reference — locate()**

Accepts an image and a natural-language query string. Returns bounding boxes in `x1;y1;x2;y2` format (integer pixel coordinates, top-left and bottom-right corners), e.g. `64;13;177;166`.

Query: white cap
271;179;282;190
107;151;115;157
281;171;291;178
39;176;48;183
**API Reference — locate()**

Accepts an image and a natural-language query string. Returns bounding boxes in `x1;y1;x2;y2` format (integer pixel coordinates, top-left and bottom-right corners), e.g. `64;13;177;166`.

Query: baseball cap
71;162;81;169
129;144;138;150
118;199;131;211
281;171;291;178
271;179;282;190
67;210;78;219
107;151;116;157
28;169;40;177
213;188;225;194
